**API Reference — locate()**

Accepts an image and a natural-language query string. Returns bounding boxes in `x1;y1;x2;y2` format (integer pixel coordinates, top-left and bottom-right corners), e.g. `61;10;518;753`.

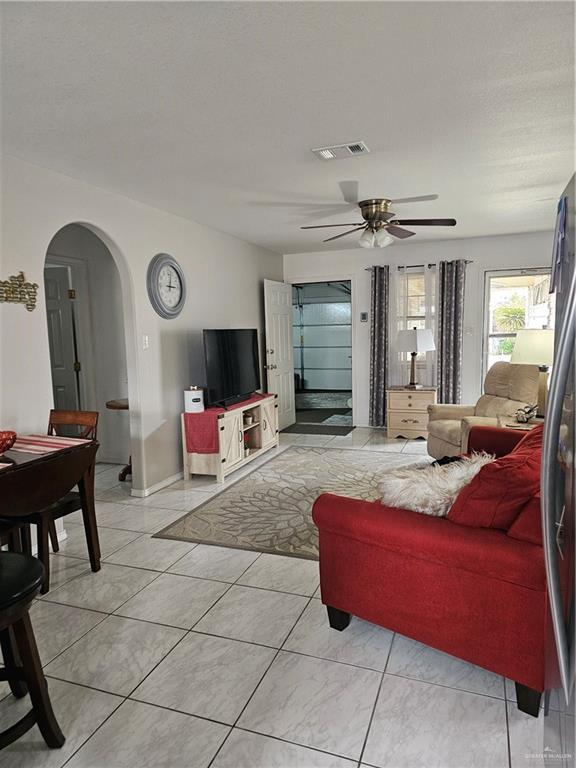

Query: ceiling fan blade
390;194;439;204
386;225;416;239
339;180;360;204
393;218;456;226
323;226;367;243
301;223;364;230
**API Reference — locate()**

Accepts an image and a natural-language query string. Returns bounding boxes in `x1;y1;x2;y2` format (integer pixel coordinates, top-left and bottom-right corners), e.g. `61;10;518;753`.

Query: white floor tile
103;534;195;571
43;554;91;591
363;674;508;768
56;525;142;560
91;500;187;534
237;553;319;596
386;634;505;699
115;573;229;629
507;701;549;768
238;650;381;760
283;600;394;671
44;615;185;696
42;563;158;613
66;699;229;768
0;679;121;768
364;436;407;453
212;729;356;767
132;632;275;724
29;600;106;665
194;584;308;647
168;544;260;582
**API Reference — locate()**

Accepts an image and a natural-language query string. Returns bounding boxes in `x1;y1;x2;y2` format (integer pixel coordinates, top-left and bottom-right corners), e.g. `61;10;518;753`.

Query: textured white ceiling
1;2;574;254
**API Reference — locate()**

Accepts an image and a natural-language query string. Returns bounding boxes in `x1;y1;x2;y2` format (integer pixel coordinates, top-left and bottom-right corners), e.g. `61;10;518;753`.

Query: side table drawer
388;411;429;431
388;391;435;411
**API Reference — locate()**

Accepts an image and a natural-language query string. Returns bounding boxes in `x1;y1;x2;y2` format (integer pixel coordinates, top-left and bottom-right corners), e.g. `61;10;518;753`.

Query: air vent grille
311;141;370;161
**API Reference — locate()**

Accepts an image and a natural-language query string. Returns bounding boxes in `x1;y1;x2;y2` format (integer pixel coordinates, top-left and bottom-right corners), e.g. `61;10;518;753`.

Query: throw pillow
507;494;542;546
378;452;495;517
448;423;543;530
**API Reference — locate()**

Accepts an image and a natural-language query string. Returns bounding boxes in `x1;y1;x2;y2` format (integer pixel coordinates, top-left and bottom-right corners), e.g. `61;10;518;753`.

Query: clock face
158;265;182;309
147;254;186;319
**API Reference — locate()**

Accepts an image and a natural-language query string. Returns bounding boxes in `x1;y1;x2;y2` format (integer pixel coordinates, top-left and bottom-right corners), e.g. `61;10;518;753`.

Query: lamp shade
510;329;554;366
396;328;436;354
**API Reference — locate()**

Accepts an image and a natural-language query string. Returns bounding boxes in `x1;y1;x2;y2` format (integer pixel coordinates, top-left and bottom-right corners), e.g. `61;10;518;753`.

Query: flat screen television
203;329;260;406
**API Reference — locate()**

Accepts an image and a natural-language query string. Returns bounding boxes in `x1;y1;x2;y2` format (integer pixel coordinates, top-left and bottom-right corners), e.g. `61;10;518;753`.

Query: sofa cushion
447;424;543;530
507;495;542;547
483;361;539;404
427;418;462;446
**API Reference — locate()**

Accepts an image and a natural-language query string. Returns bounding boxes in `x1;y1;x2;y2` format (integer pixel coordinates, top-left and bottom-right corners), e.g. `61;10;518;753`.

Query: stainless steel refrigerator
542;174;575;767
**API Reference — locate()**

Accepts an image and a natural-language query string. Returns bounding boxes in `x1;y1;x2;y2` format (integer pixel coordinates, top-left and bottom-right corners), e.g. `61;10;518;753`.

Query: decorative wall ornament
0;272;39;311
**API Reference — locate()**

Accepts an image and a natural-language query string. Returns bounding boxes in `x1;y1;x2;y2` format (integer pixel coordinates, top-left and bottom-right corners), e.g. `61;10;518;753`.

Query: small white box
184;388;205;413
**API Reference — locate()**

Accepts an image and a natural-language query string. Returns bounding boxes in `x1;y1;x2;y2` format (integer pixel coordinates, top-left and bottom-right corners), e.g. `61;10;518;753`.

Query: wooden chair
0;551;65;749
44;410;99;553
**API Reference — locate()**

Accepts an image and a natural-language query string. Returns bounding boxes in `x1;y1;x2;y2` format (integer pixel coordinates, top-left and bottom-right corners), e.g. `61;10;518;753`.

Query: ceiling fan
301;184;456;247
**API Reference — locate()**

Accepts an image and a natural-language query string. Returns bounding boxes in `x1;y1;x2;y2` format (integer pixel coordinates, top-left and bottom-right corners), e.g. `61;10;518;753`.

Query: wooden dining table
0;440;101;572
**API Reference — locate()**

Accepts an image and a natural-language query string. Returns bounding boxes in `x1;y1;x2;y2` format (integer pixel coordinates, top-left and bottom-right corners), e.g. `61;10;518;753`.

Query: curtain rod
364;260;473;272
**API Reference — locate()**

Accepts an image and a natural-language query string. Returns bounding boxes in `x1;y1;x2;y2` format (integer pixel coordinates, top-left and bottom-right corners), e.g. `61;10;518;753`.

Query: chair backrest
48;409;99;440
475;362;540;417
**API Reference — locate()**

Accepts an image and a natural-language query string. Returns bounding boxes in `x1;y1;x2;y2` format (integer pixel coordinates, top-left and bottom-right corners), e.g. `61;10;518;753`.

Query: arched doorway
44;223;132;481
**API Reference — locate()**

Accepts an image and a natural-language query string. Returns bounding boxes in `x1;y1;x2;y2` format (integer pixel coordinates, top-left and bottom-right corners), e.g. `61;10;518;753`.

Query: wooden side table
499;417;545;431
386;387;437;439
105;398;131;481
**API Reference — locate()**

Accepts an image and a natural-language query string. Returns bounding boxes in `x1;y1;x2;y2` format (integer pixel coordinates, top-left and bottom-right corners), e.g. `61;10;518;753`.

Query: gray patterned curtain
369;265;389;426
437;259;467;403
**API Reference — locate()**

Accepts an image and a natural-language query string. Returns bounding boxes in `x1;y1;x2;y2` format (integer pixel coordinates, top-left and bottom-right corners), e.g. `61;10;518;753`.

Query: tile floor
0;431;548;767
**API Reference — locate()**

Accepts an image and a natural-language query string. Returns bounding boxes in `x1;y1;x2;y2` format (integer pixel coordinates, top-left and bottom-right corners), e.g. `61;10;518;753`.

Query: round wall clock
147;253;186;319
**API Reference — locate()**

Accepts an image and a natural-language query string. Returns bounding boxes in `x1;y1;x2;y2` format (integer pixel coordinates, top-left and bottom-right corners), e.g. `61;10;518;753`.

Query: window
484;269;555;374
390;267;436;386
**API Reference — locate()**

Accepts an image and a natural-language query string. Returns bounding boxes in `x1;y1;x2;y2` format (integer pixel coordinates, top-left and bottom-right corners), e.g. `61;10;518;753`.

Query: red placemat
11;434;92;454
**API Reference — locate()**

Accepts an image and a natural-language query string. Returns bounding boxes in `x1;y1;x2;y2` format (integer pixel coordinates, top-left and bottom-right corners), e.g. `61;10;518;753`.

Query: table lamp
510;328;554;416
396;327;436;389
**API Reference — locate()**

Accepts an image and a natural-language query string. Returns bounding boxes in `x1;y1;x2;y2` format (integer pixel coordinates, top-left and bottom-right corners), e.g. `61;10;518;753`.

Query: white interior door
44;265;80;411
264;279;295;430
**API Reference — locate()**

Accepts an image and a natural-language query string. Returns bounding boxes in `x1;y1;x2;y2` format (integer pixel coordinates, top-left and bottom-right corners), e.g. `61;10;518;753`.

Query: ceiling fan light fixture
374;230;394;248
358;229;375;248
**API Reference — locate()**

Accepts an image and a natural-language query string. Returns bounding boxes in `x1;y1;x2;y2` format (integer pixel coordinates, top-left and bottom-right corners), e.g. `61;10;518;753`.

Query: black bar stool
0;552;65;750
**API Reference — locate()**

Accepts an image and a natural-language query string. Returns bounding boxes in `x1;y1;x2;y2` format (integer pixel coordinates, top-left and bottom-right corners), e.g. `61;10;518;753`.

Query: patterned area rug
155;447;423;560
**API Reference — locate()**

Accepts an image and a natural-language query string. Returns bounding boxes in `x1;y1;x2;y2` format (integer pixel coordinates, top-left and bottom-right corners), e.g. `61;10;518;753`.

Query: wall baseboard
131;470;183;498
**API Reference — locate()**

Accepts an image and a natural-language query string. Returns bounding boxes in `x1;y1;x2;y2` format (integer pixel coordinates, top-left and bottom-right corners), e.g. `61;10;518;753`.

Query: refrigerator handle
541;267;576;705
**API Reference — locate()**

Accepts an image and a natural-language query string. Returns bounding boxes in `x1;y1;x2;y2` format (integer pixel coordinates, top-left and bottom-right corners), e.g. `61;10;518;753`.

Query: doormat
281;424;353;436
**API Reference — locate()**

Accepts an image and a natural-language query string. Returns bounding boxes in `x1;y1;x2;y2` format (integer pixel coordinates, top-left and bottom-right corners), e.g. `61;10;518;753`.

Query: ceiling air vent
311;141;370;161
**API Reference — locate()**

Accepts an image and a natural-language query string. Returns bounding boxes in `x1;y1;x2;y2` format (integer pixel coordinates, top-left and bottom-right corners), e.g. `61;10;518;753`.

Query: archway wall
0;156;283;493
46;224;131;464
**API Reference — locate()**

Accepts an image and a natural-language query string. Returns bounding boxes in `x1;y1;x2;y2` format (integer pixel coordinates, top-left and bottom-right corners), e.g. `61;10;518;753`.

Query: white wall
0;156;283;493
47;224;130;464
283;231;554;427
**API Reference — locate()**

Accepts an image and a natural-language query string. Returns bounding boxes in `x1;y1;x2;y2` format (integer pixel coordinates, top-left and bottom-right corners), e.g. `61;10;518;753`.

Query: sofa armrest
467;426;525;457
461;416;499;452
427;403;476;421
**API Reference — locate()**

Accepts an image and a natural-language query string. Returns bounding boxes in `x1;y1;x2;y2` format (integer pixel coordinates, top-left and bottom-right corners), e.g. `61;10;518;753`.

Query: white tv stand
181;394;279;483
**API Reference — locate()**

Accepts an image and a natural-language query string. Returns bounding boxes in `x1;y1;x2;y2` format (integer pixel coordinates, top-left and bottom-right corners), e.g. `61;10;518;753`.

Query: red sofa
312;426;547;717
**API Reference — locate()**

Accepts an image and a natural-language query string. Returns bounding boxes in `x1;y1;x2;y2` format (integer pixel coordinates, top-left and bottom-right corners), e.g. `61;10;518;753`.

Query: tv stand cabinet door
219;412;243;469
261;398;278;448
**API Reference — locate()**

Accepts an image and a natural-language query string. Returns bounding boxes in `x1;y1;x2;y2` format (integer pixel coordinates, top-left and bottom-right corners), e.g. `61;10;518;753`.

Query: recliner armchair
426;361;539;458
